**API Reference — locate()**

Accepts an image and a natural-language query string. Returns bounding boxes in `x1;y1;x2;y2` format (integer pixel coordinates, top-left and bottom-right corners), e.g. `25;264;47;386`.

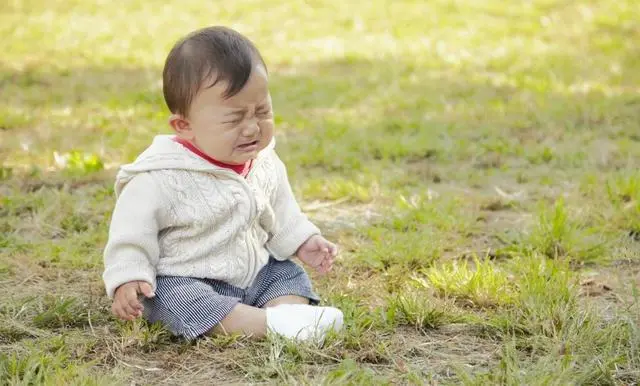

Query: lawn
1;0;640;384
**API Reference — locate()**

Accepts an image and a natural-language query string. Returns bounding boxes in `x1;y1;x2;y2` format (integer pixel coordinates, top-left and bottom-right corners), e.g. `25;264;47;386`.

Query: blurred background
2;1;638;181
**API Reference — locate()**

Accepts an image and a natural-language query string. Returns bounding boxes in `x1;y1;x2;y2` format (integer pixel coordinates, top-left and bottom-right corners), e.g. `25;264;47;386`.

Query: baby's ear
168;114;193;139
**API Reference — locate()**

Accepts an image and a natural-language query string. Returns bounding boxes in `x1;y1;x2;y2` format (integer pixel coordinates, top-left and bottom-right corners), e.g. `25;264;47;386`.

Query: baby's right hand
112;281;155;321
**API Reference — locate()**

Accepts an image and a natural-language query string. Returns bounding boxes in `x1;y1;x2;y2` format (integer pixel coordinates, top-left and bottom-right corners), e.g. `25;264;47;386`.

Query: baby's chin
230;151;258;165
250;138;270;155
257;138;271;152
232;137;270;163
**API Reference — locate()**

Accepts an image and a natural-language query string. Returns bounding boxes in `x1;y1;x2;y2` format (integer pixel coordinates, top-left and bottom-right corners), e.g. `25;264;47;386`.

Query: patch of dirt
0;256;103;299
305;201;383;237
397;325;501;381
578;258;640;322
440;209;533;261
110;346;245;385
1;171;112;194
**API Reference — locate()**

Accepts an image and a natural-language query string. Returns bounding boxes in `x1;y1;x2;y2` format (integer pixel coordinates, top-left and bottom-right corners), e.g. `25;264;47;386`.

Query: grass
422;256;517;308
0;348;111;386
2;0;640;383
387;291;464;332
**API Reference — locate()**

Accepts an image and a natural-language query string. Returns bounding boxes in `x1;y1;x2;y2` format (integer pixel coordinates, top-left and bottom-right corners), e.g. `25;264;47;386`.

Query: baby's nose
242;119;260;136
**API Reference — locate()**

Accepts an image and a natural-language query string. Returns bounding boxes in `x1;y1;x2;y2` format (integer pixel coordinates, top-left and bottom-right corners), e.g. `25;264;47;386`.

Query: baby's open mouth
238;140;259;149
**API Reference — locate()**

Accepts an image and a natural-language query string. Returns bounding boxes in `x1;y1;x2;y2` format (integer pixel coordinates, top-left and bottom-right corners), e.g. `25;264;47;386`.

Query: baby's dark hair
162;26;266;116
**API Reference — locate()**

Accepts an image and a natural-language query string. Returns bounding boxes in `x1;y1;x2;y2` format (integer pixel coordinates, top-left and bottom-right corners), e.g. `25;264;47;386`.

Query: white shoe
266;304;344;342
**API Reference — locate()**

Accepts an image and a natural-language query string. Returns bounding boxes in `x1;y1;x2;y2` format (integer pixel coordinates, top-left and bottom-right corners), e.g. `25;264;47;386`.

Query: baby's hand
296;235;338;274
112;281;155;321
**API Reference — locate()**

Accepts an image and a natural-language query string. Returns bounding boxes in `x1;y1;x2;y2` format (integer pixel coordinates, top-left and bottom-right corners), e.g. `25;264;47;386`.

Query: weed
0;345;112;385
606;172;640;235
462;310;640;385
322;359;391;385
421;255;517;308
607;172;640;205
114;318;174;352
387;291;463;332
524;199;607;263
55;151;104;175
301;176;376;203
0;165;13;180
353;226;441;270
32;296;91;329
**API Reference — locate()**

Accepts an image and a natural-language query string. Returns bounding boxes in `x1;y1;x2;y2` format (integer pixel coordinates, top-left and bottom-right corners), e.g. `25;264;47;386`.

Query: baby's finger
127;293;143;310
125;288;143;309
113;303;130;321
328;243;338;257
324;257;334;271
126;297;143;317
138;282;155;298
312;254;324;267
318;259;331;273
128;299;144;316
111;302;122;318
121;302;139;319
323;260;333;272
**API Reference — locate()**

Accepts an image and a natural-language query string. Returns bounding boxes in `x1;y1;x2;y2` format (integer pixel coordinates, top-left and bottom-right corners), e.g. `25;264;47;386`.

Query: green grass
387;291;464;332
0;349;111;386
422;256;517;308
2;0;640;383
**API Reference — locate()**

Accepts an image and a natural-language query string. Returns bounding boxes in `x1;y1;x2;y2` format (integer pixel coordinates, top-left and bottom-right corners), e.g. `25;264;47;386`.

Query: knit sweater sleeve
102;172;162;298
266;154;321;260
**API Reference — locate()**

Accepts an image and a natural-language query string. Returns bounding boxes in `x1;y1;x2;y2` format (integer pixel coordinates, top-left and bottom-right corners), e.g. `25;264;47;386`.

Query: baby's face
182;64;274;165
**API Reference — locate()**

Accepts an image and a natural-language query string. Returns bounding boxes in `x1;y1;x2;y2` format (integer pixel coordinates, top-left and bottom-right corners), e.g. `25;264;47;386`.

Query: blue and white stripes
143;257;320;339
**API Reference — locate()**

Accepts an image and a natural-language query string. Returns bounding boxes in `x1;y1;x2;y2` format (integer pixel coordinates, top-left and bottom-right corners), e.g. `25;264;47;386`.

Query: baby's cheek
259;119;274;135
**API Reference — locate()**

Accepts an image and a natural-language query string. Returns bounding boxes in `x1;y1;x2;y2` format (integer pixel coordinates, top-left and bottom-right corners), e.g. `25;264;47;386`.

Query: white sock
265;304;344;342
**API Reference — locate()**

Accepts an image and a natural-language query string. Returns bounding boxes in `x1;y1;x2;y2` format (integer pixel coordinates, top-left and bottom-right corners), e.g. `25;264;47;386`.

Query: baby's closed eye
255;107;272;119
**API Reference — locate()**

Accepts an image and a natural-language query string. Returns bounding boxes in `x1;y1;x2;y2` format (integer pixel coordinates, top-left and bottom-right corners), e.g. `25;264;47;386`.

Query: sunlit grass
352;227;442;270
498;255;578;338
387;291;464;332
2;0;640;383
0;348;111;386
524;199;608;263
301;176;376;203
421;256;517;308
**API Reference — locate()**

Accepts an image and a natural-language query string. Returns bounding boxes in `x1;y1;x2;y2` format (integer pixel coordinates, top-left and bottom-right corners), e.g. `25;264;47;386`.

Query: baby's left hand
296;235;338;274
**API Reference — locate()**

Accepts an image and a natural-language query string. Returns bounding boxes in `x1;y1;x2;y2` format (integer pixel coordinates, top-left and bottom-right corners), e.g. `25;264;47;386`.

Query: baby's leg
213;296;309;336
239;258;343;341
143;276;268;339
245;258;321;308
213;300;343;342
214;258;313;336
264;295;309;307
143;263;341;341
212;304;267;337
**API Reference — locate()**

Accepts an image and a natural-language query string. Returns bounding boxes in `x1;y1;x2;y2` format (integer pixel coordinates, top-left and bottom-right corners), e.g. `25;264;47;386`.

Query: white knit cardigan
102;135;319;298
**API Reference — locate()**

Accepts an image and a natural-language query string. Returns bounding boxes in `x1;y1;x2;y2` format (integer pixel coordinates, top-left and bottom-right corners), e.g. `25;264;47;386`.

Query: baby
102;26;343;342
